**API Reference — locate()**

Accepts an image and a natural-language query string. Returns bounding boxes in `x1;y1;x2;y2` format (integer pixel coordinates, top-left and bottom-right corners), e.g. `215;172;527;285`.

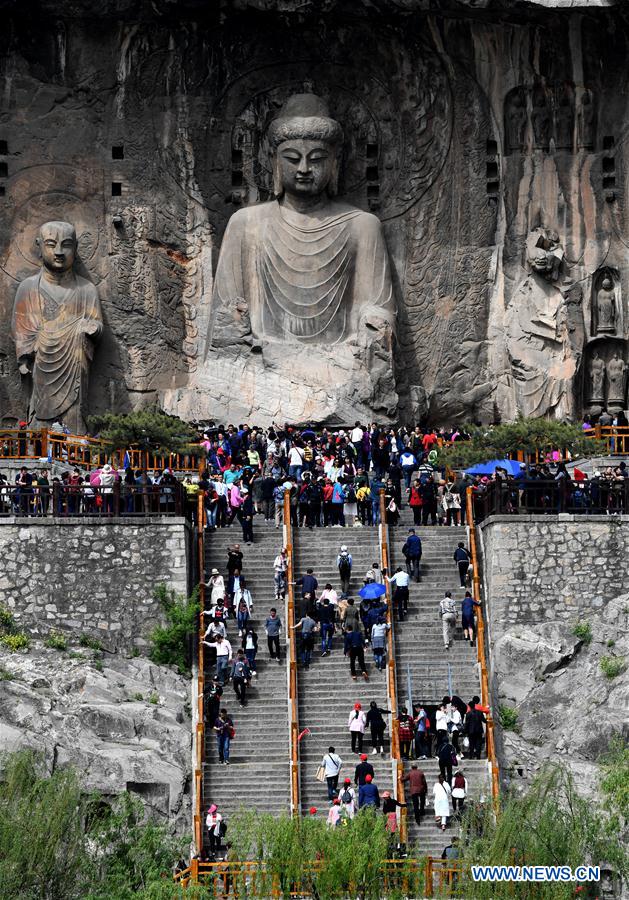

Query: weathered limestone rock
493;597;628;798
0;649;192;830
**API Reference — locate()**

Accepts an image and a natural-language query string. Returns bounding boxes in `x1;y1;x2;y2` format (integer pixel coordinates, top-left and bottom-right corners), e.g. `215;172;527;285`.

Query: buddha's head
602;276;612;290
268;93;343;199
36;221;76;273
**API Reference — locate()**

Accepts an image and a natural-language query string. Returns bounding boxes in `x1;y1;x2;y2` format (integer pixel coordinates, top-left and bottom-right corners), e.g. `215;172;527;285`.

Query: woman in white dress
432;774;452;831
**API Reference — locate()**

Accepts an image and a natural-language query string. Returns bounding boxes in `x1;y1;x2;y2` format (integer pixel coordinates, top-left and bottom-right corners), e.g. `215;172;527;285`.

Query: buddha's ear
328;151;341;197
272;154;284;198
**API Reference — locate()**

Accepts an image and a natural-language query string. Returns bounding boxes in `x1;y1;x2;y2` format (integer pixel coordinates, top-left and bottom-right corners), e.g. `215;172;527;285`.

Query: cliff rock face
0;647;192;832
0;1;627;424
492;595;628;799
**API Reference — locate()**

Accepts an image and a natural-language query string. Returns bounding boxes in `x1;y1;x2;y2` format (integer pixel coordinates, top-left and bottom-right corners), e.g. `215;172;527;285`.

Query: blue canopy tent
464;458;523;477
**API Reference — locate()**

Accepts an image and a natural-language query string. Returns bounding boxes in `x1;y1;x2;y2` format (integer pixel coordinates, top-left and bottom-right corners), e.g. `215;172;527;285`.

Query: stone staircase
293;525;396;815
202;522;291;839
389;509;489;853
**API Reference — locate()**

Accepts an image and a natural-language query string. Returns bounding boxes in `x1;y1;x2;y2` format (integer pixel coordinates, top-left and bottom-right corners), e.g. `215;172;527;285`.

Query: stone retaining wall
0;517;191;651
478;514;628;629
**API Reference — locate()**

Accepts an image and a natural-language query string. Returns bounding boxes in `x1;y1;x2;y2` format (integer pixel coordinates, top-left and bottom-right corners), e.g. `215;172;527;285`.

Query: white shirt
320;588;338;606
274;554;287;574
288;447;304;465
322;752;343;777
389;571;410;588
436;708;448;732
351;427;363;443
215;639;232;659
213;481;229;497
204;621;227;640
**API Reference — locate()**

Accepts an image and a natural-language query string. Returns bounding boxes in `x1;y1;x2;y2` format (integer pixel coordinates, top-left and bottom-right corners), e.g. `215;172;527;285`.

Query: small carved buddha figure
595;276;616;334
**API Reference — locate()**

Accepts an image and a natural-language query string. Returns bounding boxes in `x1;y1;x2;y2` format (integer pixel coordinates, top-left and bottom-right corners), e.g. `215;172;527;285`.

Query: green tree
86;409;198;456
148;584;199;675
457;762;628;898
437;418;605;470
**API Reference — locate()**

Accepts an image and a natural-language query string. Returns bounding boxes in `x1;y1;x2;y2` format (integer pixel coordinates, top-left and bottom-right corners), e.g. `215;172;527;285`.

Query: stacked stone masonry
0;518;190;652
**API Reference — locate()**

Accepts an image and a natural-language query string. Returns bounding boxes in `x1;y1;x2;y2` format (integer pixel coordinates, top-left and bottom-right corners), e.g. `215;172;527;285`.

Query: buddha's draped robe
209;200;394;348
12;272;103;420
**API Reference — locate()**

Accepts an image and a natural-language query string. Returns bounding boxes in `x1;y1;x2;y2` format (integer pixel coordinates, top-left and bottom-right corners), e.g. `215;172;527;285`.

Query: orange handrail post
283;488;300;817
466;486;500;812
378;488;407;843
195;492;206;855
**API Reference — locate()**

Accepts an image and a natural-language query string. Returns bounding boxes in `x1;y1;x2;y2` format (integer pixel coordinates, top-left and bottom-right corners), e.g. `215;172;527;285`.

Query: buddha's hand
81;320;100;336
18;360;32;375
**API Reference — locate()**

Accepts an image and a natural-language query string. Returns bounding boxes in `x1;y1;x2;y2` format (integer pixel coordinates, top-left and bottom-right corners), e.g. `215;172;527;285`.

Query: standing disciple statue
588;350;605;404
205;92;397;422
12;221;103;434
606;350;627;409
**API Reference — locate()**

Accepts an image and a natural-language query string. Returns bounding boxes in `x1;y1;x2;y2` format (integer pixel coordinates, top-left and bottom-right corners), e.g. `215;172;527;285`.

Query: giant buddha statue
202;92;398;424
12;221;103;434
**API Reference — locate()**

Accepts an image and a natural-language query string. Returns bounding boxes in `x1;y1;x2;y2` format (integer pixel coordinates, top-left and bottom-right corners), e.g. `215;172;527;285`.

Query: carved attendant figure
12;221;103;433
588;350;605;403
606;350;627;408
209;93;395;350
595;276;616;334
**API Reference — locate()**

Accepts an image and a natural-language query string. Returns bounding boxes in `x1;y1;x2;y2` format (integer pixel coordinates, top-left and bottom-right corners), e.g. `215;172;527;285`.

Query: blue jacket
403;534;422;558
358;782;380;808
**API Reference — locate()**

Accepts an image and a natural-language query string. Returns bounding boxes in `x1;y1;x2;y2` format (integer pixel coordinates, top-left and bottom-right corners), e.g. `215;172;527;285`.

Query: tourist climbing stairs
202;523;291;840
293;525;395;815
389;508;489;853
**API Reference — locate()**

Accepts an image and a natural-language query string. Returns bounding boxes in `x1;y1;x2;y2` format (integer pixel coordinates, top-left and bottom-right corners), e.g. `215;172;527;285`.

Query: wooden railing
0;428;203;473
466;486;500;807
283;489;300;816
194;492;206;854
175;857;462;896
378;488;407;843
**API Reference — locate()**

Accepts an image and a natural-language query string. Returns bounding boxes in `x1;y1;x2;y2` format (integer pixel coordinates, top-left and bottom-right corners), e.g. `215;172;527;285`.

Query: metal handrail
0;481;185;517
378;488;406;842
283;489;300;816
466;486;500;807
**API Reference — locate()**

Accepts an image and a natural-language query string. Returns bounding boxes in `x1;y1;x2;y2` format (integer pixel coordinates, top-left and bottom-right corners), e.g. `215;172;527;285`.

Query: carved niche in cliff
504;83;592;156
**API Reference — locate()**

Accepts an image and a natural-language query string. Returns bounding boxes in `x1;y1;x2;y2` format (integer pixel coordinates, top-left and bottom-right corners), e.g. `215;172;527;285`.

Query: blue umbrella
359;582;387;600
464;458;522;477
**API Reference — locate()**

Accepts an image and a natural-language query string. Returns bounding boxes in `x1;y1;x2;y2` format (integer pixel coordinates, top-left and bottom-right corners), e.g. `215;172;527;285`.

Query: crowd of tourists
191;422;473;540
0;465;182;516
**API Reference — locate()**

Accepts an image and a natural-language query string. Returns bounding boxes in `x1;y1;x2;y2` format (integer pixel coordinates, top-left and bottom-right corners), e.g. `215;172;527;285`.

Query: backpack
341;788;353;804
345;486;356;503
453;774;466;791
338;554;352;578
214;606;226;620
218;819;228;837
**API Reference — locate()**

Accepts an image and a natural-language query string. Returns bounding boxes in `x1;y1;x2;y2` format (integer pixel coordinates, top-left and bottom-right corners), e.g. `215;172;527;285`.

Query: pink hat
208;804;217;813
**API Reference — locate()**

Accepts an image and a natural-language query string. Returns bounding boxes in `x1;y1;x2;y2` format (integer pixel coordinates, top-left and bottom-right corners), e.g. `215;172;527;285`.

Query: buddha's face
38;223;76;273
276;139;336;198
